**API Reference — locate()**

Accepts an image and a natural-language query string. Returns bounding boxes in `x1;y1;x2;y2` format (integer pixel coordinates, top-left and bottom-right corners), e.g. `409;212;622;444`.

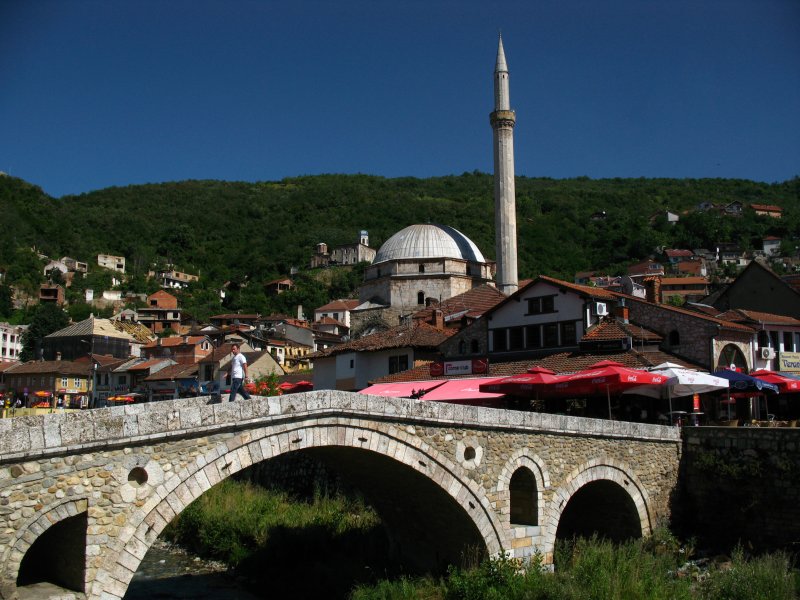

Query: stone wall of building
625;299;752;370
0;393;681;599
679;427;800;552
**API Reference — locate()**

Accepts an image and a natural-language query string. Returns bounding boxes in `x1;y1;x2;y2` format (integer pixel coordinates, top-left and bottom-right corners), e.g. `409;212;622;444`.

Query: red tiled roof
127;359;171;371
751;204;782;212
143;336;207;349
315;316;347;326
665;249;693;258
210;313;260;320
411;284;506;323
582;320;663;343
4;360;93;376
538;275;618;300
313;322;454;358
315;299;360;312
144;363;198;381
660;277;709;285
716;309;800;327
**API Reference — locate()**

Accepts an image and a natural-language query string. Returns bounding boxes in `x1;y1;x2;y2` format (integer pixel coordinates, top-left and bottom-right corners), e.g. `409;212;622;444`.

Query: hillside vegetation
1;173;798;318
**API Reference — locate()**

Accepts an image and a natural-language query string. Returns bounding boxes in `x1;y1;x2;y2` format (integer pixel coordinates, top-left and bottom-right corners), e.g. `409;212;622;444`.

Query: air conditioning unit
761;347;776;360
592;302;609;316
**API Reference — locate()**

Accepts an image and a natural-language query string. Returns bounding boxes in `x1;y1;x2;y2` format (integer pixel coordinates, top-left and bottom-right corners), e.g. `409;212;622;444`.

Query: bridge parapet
0;392;679;463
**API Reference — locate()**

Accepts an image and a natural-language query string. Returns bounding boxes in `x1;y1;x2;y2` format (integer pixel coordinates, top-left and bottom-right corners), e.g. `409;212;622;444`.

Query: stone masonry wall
0;393;681;599
679;427;800;552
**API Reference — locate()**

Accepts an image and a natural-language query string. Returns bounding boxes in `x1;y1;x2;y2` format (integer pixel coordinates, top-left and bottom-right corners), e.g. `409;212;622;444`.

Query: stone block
179;407;202;430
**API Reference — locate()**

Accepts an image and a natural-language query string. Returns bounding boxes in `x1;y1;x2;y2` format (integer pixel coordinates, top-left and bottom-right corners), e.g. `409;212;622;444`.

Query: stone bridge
0;392;681;599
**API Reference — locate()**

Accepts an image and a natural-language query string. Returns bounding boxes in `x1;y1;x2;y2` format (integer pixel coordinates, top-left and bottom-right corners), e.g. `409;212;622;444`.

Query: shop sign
778;351;800;373
430;359;488;377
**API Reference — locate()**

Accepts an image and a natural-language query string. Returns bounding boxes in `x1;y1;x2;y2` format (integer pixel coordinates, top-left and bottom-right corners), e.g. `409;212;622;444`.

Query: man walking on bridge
228;344;251;402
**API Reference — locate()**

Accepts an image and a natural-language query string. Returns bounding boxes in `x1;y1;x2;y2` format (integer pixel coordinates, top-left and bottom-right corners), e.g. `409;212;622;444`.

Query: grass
163;483;799;600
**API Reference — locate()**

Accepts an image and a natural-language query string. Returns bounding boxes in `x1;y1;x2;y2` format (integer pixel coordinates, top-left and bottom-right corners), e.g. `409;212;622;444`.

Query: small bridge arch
544;457;653;556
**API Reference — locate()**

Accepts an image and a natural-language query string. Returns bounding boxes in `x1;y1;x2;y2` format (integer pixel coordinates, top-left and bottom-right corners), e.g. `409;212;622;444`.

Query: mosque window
458;341;466;355
470;339;479;353
417;291;425;305
419;264;425;273
669;330;680;346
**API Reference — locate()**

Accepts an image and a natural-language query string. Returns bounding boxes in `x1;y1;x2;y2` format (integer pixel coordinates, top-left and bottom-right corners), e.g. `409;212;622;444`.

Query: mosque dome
373;224;486;264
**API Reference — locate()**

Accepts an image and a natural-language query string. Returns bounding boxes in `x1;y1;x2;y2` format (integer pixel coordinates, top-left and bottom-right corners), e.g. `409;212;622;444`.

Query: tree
0;284;12;318
19;303;70;361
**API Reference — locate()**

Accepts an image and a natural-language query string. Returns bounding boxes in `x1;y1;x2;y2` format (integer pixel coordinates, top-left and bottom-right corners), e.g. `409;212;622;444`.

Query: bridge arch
91;421;506;599
2;497;90;596
543;457;653;559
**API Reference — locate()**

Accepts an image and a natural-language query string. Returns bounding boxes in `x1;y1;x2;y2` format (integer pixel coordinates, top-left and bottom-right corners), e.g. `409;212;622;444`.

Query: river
123;541;261;600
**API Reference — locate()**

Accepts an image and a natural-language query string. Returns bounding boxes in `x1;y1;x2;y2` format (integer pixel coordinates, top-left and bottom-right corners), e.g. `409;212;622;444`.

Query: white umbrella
624;363;730;424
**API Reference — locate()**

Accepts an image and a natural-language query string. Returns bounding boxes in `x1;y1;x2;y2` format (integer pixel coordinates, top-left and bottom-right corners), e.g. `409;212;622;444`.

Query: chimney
644;277;662;304
614;299;629;324
433;309;444;329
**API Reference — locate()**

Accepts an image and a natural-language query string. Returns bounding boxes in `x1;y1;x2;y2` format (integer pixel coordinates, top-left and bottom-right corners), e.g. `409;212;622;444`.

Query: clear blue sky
1;0;798;198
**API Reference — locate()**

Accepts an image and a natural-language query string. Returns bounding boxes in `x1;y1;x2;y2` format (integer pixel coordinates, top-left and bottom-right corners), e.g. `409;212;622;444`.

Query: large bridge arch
542;457;653;559
91;420;506;599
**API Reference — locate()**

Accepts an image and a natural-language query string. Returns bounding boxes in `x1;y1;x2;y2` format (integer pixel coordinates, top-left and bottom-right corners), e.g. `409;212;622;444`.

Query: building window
525;325;540;349
417;291;425;305
119;375;127;385
543;324;559;348
349;359;354;369
783;332;793;352
492;328;508;352
758;331;769;347
61;377;68;388
389;355;408;374
73;378;80;388
458;340;466;355
669;330;680;346
419;264;425;273
526;295;556;315
470;339;479;353
509;327;524;351
560;321;577;346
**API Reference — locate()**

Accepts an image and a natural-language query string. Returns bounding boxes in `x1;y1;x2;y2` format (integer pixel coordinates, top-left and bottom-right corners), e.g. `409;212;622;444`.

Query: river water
123;541;261;600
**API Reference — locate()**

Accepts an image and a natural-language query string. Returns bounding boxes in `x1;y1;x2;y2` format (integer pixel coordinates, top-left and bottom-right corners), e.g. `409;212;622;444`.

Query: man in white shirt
228;344;251;402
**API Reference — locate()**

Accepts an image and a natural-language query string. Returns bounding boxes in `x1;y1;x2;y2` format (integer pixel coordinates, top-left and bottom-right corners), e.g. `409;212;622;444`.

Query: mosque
350;38;519;335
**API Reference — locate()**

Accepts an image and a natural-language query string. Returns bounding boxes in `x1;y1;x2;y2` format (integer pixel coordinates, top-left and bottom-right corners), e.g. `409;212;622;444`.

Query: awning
360;381;446;398
419;378;505;403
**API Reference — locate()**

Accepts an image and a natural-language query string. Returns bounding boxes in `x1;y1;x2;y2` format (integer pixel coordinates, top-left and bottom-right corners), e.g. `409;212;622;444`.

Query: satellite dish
621;276;635;295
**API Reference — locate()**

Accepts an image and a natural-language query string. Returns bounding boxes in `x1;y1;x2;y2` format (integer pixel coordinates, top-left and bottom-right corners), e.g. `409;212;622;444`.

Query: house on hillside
265;278;294;296
314;299;360;330
98;254;126;273
763;237;781;257
751;204;782;218
39;284;64;306
706;260;800;320
43;316;136;361
141;335;213;364
659;277;710;304
137;291;182;333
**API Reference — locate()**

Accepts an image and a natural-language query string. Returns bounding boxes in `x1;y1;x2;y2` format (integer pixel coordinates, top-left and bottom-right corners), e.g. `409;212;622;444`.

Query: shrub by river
160;478;800;600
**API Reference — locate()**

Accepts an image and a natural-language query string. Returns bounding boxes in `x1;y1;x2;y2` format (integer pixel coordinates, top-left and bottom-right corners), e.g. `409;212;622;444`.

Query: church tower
490;35;519;295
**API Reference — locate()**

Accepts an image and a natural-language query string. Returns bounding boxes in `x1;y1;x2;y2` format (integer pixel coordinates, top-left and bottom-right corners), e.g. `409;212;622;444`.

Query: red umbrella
478;367;563;395
750;370;800;393
542;361;668;418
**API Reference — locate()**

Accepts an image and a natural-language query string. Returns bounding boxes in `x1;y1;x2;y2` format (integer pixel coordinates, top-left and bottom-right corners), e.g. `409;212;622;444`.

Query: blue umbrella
713;369;779;394
714;369;779;420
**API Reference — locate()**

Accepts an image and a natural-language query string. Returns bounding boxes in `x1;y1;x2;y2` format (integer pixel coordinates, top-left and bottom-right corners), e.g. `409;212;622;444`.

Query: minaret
490;35;519;295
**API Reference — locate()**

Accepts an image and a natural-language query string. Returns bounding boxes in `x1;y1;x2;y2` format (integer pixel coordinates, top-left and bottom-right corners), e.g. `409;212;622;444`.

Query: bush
698;547;798;600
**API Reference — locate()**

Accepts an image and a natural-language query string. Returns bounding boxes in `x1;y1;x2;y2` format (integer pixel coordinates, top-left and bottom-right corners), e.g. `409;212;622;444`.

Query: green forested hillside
1;173;798;318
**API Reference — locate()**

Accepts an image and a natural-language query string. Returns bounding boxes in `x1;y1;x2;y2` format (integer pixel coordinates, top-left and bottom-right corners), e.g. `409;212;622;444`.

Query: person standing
228;344;251;402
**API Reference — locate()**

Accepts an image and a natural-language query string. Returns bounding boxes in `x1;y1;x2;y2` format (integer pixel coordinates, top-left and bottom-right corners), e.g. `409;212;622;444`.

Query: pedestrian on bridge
228;344;251;402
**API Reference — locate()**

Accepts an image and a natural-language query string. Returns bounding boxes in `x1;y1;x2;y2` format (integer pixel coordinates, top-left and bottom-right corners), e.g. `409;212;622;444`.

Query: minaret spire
490;35;519;295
